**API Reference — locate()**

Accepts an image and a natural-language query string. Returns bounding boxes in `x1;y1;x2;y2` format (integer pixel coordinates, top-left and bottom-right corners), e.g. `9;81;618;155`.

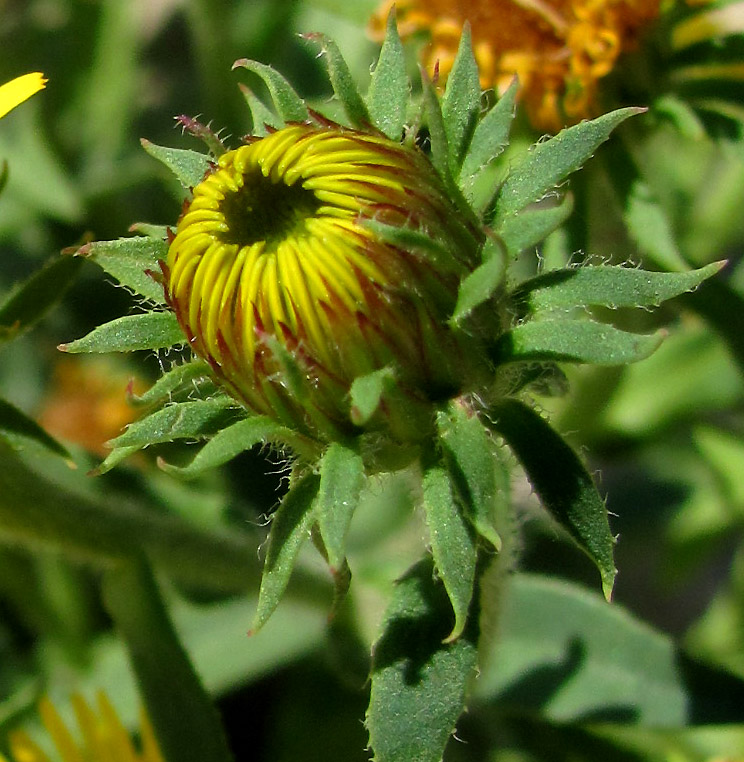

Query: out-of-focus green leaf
442;24;481;170
0;398;70;460
102;559;232;762
422;466;476;641
367;556;478;762
232;59;308;123
493;108;642;222
75;236;168;304
487;400;616;599
367;9;407;140
452;237;506;323
349;367;396;426
141;140;211;190
316;443;365;573
693;426;744;507
109;397;240;450
250;472;321;634
477;574;744;726
459;78;518;198
513;262;722;313
492;320;663;366
0;256;83;346
59;312;184;353
499;194;574;258
303;33;370;128
437;401;506;550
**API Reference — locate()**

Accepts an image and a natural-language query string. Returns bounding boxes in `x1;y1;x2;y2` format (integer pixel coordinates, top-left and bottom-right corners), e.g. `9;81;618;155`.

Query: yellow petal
0;72;47;120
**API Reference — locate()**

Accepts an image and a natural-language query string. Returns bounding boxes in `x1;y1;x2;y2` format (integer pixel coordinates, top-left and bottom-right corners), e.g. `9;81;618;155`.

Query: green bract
61;17;720;762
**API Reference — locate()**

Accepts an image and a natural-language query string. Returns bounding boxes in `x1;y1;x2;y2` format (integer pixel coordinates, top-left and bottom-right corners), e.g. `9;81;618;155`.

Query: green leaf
420;68;455;189
238;84;282;136
0;256;83;345
441;24;481;169
92;444;142;476
316;443;365;573
129;359;212;407
625;178;691;272
437;401;506;550
499;194;574;258
250;472;321;634
0;398;70;459
513;262;722;313
486;399;616;598
349;366;396;426
303;33;370;128
59;311;184;353
75;235;168;303
477;573;744;726
493;107;643;222
459;78;518;197
492;319;663;366
102;559;233;762
451;237;506;323
141;140;211;190
367;9;408;140
367;556;478;762
159;415;308;479
232;59;308;123
422;466;476;641
109;397;240;450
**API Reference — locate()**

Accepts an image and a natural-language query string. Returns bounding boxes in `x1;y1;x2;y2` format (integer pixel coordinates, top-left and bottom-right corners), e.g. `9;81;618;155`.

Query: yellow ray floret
0;73;46;120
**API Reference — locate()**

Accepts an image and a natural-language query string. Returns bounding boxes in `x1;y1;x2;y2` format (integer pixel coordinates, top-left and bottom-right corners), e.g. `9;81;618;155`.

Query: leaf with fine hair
232;59;308;123
141;140;212;190
486;399;616;599
59;312;184;353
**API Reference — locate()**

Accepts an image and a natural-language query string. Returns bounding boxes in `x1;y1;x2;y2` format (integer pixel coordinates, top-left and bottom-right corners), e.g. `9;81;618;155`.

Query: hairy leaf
492;319;663;366
59;312;184;353
367;556;478;762
232;59;308;123
486;399;616;598
129;359;212;407
452;237;506;323
499;194;574;258
349;366;396;426
141;140;212;189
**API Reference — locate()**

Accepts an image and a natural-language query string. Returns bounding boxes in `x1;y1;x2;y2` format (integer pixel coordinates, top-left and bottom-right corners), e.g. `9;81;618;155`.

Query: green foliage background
0;0;743;760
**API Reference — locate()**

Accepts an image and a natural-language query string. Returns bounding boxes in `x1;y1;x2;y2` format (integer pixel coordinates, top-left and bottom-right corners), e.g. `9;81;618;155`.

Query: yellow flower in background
0;72;46;120
2;693;164;762
369;0;662;131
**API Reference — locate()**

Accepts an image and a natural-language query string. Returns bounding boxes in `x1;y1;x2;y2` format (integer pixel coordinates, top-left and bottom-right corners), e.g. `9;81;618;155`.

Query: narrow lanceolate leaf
159;415;311;479
367;9;408;140
493;107;643;222
498;194;574;258
459;78;518;196
452;237;506;323
129;359;212;407
102;559;233;762
75;235;168;303
421;68;455;190
513;262;723;313
442;24;481;169
491;319;663;366
232;59;309;123
367;556;478;762
316;443;365;573
0;256;83;345
486;399;616;599
109;397;240;450
303;33;370;128
250;472;321;634
141;140;212;190
349;366;396;426
0;398;70;459
59;311;184;353
437;401;505;551
422;466;476;642
92;444;141;476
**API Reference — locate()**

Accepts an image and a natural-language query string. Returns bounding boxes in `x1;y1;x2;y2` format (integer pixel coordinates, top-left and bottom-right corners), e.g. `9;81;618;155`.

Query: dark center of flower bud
218;170;322;248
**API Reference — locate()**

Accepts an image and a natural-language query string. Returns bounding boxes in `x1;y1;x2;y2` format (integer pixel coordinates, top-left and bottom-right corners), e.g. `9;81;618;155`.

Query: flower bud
165;124;486;442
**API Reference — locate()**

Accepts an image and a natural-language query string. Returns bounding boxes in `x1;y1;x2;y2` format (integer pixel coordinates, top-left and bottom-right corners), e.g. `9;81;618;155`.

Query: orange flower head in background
370;0;662;131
